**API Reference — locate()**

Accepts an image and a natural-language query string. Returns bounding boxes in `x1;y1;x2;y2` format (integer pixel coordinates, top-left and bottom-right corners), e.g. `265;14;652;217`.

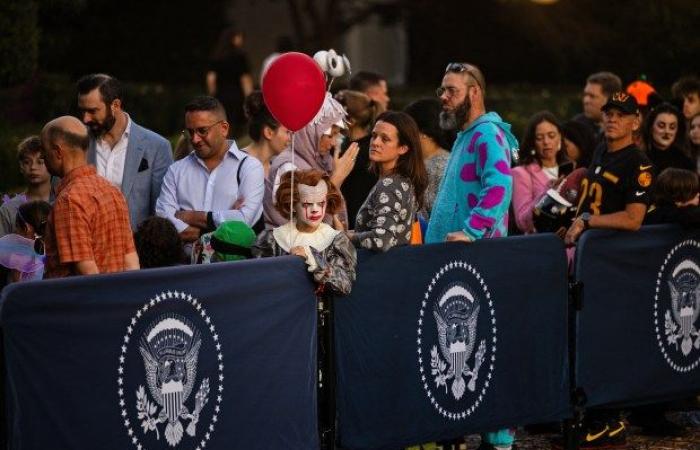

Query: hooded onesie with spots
426;112;517;243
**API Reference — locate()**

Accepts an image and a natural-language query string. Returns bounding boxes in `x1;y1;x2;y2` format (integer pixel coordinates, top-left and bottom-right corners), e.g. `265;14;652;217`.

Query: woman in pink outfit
511;111;569;234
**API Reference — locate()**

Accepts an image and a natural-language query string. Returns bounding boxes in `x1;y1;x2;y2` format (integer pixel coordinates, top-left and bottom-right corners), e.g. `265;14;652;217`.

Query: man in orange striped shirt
40;116;140;278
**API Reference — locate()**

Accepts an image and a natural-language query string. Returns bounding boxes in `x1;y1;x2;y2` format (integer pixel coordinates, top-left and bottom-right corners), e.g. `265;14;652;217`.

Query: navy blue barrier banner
575;225;700;408
334;236;571;450
0;257;318;450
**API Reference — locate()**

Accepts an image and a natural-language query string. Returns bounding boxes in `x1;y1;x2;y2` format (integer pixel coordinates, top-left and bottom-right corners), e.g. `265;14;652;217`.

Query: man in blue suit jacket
77;74;173;229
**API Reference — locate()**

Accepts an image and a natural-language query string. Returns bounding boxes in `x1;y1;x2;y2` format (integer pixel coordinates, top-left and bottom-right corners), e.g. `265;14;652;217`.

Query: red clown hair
275;169;343;217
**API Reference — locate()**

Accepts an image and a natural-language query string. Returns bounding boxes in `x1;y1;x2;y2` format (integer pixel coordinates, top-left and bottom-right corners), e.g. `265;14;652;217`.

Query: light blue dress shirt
156;141;264;233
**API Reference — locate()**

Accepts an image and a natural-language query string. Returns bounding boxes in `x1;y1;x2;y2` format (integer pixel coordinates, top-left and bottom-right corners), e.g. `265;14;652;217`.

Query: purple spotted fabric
426;112;515;243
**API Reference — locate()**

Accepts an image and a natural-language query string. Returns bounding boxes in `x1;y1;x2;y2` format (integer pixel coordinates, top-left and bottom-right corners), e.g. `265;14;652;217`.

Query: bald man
41;116;139;277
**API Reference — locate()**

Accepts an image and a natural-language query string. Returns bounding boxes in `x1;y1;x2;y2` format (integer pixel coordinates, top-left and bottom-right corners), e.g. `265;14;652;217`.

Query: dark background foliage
0;0;696;192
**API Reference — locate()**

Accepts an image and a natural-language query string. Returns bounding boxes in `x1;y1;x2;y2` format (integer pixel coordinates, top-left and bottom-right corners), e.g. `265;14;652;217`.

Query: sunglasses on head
444;63;483;91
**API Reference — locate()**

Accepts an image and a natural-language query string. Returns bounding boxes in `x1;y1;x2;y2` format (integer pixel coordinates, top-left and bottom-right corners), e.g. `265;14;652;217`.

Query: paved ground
457;413;700;450
462;429;700;449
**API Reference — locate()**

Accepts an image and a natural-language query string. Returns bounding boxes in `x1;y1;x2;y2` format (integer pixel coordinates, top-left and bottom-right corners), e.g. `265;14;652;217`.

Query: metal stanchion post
563;281;584;450
318;294;336;450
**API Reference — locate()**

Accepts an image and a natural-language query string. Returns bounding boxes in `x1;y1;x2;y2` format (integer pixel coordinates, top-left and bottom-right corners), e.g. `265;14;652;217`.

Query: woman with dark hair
335;89;381;227
349;111;428;251
404;98;455;218
642;102;694;174
242;91;291;234
561;120;595;169
133;217;186;268
511;111;570;234
253;169;357;295
0;200;51;285
242;90;290;177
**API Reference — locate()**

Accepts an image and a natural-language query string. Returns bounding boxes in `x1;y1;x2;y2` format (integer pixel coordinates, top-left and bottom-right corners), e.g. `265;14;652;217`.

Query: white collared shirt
95;113;132;189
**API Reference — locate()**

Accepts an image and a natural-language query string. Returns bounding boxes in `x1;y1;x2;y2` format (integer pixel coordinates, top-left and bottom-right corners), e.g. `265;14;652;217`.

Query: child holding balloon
253;169;357;295
261;51;359;230
263;92;359;229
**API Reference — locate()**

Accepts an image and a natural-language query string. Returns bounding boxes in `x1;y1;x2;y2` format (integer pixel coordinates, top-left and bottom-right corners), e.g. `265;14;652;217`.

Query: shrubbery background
1;0;696;193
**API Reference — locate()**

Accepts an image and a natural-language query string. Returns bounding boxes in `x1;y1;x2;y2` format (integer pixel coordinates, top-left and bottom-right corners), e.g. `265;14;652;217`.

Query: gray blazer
88;121;173;229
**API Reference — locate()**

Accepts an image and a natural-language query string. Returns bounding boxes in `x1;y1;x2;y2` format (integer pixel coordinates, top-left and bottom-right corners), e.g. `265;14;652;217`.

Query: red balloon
262;52;326;132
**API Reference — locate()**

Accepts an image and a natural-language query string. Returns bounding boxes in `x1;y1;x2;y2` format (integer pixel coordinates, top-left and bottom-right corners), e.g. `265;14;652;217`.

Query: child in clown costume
253;169;357;295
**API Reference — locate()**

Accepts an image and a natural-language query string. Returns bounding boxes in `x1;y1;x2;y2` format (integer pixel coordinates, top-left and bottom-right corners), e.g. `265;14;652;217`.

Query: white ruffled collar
272;221;340;254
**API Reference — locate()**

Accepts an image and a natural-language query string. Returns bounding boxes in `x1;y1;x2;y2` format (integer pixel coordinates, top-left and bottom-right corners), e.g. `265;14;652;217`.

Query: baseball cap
211;220;256;262
601;91;639;115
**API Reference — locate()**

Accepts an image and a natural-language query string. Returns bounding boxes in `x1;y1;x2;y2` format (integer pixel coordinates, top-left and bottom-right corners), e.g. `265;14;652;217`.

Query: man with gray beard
426;63;518;248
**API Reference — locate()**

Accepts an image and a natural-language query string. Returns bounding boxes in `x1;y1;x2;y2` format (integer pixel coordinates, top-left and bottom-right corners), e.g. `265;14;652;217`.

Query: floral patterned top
352;174;416;252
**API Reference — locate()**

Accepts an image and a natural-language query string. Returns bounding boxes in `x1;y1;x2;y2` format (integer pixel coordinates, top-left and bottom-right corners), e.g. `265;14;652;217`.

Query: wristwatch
206;211;216;232
580;212;591;230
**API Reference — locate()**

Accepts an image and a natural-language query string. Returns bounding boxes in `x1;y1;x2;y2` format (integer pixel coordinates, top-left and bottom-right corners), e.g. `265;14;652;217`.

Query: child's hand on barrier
290;246;308;260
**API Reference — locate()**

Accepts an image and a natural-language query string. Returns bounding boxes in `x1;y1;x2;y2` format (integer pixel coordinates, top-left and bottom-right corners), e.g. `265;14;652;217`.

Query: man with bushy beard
426;63;518;247
77;74;173;229
424;63;518;450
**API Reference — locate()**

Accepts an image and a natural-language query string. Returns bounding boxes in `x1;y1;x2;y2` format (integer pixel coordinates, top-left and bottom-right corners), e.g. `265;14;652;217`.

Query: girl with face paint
263;93;359;229
252;170;357;296
642;103;694;175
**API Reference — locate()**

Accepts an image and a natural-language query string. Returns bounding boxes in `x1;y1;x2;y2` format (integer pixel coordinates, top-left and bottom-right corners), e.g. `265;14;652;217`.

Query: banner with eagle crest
334;236;570;449
576;225;700;409
0;256;318;450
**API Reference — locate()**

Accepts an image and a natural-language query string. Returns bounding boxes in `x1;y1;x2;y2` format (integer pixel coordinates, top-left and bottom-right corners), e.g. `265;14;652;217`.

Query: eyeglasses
436;86;461;98
183;120;224;139
444;62;483;91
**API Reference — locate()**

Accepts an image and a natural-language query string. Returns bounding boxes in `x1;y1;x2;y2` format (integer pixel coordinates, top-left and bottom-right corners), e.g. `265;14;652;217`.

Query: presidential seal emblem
118;291;224;449
654;240;700;373
417;261;496;420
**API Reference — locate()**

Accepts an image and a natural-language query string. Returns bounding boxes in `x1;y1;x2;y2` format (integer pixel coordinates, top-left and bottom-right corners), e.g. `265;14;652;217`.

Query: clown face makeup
295;181;328;232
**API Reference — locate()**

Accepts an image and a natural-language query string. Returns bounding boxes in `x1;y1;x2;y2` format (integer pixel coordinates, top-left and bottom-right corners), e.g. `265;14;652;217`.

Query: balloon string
290;132;295;247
